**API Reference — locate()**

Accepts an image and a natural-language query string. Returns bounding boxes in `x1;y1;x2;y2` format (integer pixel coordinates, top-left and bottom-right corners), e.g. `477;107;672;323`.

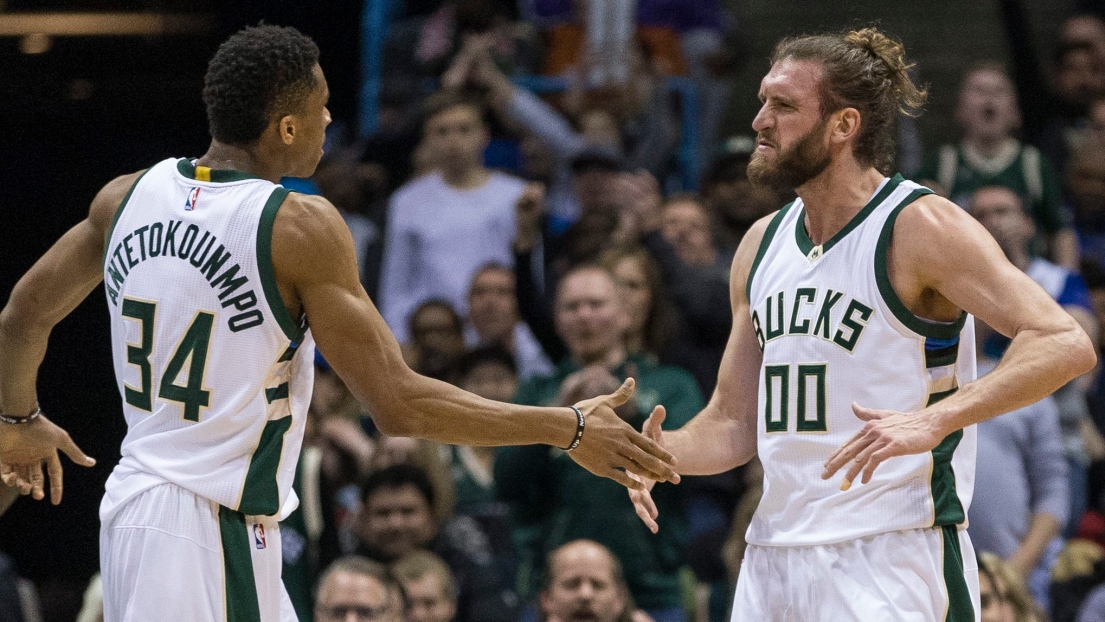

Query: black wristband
0;404;42;425
562;406;585;452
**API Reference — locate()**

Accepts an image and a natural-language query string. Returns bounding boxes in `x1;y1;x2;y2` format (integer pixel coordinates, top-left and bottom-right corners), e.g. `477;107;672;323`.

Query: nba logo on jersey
253;523;267;550
184;187;201;211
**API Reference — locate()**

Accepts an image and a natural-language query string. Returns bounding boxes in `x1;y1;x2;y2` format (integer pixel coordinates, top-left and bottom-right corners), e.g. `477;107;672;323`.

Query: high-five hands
627;405;668;533
821;402;947;490
568;380;679;491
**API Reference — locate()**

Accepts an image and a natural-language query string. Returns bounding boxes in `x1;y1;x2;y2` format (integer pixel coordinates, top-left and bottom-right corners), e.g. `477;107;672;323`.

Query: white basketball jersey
100;158;314;521
745;175;977;546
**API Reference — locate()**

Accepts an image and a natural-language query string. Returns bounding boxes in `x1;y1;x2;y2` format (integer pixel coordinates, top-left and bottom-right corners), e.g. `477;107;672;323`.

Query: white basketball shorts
100;482;296;622
731;526;980;621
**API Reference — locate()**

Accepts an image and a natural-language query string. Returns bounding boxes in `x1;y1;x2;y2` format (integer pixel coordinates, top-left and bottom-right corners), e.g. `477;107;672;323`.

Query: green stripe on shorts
941;525;975;622
219;506;261;622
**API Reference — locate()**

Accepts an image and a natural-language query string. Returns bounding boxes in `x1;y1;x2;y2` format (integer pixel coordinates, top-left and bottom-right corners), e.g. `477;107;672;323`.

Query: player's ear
830;108;861;144
278;115;296;145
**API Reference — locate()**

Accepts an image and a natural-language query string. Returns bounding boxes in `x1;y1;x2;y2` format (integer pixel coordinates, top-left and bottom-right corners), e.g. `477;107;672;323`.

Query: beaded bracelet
0;405;42;425
562;406;586;452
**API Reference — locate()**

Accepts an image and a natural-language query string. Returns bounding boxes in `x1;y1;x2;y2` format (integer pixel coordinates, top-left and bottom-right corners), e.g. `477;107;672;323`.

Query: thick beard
747;119;832;193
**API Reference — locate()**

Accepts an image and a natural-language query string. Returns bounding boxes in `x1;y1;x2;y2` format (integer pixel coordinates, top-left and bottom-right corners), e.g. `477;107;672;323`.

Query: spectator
446;38;676;224
968;364;1068;605
497;265;702;622
1000;4;1105;176
464;263;553;380
448;346;518;515
699;142;785;251
403;299;468;380
979;554;1011;622
1069;140;1105;267
313;150;385;298
979;551;1046;622
282;361;350;621
599;245;676;359
392;550;458;622
352;464;521;622
539;540;652;622
592;172;733;394
379;89;526;343
970;185;1100;538
916;63;1076;267
315;556;406;622
660;194;723;268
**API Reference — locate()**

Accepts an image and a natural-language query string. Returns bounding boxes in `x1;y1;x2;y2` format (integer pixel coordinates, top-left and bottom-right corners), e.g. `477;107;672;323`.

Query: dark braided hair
203;24;319;145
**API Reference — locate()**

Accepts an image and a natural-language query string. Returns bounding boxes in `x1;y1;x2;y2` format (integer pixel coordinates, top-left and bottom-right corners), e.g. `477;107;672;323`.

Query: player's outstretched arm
0;174;132;502
272;194;678;489
823;194;1096;488
626;213;773;530
641;213;769;477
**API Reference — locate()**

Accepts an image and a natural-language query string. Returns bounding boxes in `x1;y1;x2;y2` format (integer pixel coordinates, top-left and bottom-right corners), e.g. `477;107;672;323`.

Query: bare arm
272;194;677;488
657;216;769;475
825;195;1096;486
0;174;132;501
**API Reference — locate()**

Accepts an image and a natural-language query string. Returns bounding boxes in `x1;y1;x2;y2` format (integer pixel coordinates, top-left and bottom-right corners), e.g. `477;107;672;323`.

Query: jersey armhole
745;201;795;301
103;168;152;265
256;188;305;342
873;189;966;339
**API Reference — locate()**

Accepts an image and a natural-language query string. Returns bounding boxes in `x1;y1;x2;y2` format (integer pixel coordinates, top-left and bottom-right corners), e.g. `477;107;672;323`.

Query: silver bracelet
562;406;586;452
0;405;42;425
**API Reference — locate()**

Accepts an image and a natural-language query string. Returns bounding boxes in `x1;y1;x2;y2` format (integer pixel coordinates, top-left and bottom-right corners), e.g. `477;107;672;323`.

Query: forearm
661;404;755;475
930;323;1095;435
1008;512;1062;576
366;367;577;448
0;323;47;416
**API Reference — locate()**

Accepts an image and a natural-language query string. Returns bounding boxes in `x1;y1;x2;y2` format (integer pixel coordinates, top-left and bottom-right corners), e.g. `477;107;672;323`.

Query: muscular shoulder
271;192;359;284
89;170;146;233
890;193;990;278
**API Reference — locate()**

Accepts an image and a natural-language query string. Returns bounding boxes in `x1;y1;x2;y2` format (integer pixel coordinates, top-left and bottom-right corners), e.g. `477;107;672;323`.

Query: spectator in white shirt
379;89;526;342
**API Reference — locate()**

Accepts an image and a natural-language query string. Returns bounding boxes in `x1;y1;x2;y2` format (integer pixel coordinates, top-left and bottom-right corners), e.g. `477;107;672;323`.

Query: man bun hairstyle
772;27;927;173
203;24;320;145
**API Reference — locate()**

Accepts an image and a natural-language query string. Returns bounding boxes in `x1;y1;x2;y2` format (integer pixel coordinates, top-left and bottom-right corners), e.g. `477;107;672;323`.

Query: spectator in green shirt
497;265;703;622
916;62;1078;268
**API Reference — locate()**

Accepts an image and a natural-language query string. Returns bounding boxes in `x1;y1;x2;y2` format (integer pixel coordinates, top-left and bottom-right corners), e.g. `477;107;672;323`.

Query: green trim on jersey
218;506;262;622
794;174;904;256
103;169;152;264
746;202;795;301
176;158;264;183
256;188;304;342
928;386;965;525
940;525;976;622
874;188;968;339
239;415;293;516
931;429;965;525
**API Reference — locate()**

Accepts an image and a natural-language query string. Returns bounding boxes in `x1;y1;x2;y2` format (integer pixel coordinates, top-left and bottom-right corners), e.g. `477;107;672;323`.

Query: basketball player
0;25;677;621
627;28;1096;620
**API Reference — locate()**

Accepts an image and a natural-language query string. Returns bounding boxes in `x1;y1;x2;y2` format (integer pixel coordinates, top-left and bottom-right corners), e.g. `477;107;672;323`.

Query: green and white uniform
735;175;980;621
99;157;312;622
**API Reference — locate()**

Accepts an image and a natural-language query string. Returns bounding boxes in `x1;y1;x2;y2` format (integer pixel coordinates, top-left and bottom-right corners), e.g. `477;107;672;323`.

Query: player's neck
440;165;491;190
196;142;282;183
796;161;886;246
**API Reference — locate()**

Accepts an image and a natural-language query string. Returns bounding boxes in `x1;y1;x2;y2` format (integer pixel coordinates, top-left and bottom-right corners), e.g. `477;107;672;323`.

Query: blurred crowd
18;1;1105;621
